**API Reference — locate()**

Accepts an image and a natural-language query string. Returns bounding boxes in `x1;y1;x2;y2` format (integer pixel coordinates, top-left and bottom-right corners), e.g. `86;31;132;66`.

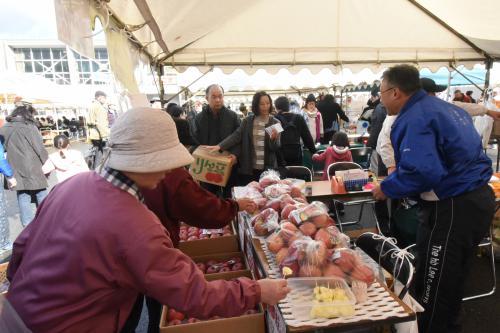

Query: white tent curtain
101;0;499;73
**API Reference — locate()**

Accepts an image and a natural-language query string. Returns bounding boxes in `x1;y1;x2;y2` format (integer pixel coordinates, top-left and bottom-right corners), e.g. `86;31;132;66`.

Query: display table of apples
232;171;415;328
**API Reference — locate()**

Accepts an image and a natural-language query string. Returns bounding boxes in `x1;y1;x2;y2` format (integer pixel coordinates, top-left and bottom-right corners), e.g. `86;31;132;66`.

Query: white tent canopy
101;0;500;74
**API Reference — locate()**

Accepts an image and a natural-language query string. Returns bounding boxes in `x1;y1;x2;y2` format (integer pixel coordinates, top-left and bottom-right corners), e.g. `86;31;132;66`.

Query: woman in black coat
167;104;198;147
209;91;281;184
317;94;349;144
0;105;49;226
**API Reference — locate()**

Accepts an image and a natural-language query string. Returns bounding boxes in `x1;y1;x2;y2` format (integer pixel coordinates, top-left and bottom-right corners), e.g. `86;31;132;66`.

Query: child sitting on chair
312;131;352;180
42;135;89;183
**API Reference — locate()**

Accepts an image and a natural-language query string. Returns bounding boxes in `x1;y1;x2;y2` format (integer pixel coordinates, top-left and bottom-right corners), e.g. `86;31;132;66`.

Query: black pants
90;139;106;170
120;295;162;333
321;130;335;145
414;185;494;333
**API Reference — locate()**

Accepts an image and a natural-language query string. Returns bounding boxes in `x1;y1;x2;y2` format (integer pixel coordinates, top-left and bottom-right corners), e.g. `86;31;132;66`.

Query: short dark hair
205;84;224;96
251;91;273;116
168;105;184;118
165;102;178;113
95;90;106;98
331;131;350;148
466;90;473;96
381;65;420;95
274;96;290;112
54;134;69;149
7;105;37;123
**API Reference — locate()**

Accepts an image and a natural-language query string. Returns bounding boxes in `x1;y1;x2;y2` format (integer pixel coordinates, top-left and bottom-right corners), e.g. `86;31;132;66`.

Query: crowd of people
0;64;499;333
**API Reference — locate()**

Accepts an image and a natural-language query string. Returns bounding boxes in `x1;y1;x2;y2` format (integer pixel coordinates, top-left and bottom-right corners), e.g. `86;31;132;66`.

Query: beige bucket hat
105;107;194;172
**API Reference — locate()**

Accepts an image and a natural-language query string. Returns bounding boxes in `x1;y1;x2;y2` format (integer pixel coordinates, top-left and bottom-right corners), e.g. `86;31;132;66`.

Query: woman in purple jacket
5;108;289;333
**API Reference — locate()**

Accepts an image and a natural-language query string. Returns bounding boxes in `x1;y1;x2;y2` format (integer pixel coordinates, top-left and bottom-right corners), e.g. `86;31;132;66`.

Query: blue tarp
420;66;486;86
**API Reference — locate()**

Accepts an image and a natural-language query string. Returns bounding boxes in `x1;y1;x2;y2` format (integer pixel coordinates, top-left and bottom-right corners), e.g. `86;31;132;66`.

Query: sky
0;0;58;40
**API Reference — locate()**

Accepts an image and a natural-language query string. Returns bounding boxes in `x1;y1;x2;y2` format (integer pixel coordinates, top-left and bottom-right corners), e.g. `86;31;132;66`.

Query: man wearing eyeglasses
372;65;495;333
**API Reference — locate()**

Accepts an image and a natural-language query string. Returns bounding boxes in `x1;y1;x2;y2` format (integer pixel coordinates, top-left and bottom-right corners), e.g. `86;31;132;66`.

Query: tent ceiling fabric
104;0;498;73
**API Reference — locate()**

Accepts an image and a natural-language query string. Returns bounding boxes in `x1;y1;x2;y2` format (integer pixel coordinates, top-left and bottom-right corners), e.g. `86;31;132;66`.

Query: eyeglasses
380;87;395;95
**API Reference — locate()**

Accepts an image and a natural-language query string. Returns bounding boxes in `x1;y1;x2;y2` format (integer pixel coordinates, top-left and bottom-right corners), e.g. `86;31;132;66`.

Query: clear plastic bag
329;248;375;285
251;208;279;236
289;201;333;230
232;186;263;200
264;183;291;199
314;225;350;249
258;170;281;188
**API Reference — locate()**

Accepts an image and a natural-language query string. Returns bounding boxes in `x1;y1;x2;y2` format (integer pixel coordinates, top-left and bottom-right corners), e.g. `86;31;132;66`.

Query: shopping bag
394;281;424;333
473;115;494;149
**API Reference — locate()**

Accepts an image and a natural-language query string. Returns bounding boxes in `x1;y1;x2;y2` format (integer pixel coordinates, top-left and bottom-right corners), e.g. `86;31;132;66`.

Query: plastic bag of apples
250;208;279;236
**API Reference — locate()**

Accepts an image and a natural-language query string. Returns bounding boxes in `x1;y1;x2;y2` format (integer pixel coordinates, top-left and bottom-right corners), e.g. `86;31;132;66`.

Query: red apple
167;308;185;321
187;318;200;323
219;267;231;273
187;235;198;241
206;265;220;274
299;222;317;237
206;260;218;266
196;262;206;273
210;233;220;238
232;262;244;271
168;319;182;326
230;257;242;263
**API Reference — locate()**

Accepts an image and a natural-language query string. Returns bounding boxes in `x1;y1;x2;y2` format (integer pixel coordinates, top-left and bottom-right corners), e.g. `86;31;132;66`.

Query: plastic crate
286;277;356;319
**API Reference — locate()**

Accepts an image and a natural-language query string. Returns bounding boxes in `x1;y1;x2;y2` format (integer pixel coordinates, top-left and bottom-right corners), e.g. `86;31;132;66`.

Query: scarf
305;108;321;143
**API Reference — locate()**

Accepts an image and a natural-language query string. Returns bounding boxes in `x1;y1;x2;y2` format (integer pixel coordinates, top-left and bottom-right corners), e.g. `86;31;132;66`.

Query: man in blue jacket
372;65;495;333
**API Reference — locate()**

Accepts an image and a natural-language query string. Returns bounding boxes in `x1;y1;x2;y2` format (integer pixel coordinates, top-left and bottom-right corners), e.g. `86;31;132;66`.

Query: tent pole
157;65;165;107
484;59;493;93
450;64;484;93
164;66;213;104
445;69;452;101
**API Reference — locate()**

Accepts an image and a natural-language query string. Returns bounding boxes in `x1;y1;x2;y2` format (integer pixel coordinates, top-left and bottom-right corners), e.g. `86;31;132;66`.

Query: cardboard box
189;147;234;186
159;270;265;333
178;222;239;257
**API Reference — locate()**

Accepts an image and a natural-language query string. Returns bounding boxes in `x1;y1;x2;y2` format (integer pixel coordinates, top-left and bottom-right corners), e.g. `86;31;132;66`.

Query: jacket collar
398;89;427;117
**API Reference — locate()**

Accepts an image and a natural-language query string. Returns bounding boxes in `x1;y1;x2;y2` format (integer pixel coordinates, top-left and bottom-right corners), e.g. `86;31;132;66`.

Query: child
43;135;89;183
312;131;352;180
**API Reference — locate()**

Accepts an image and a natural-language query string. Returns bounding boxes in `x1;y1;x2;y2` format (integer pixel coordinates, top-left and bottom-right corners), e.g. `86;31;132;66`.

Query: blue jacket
0;143;13;178
381;90;492;200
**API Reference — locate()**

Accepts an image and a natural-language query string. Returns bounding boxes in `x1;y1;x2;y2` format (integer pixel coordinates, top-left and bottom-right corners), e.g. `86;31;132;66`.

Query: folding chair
327;162;381;234
350;147;372;169
285;166;313;182
462;224;496;301
311;149;326;178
